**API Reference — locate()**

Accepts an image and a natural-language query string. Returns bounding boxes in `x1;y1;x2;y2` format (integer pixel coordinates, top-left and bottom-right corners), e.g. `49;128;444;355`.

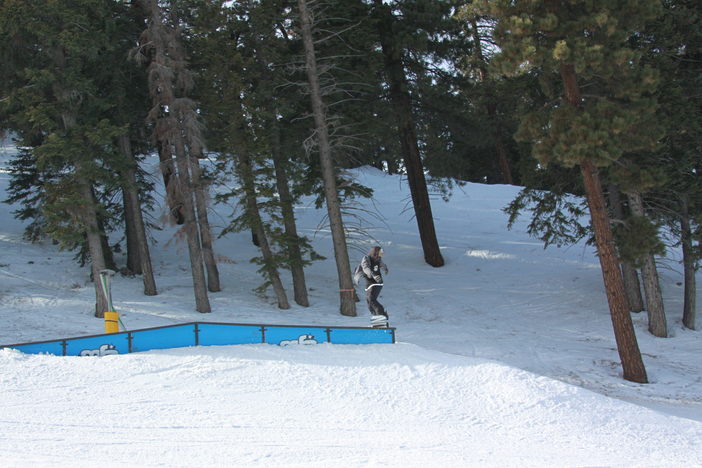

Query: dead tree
137;0;220;312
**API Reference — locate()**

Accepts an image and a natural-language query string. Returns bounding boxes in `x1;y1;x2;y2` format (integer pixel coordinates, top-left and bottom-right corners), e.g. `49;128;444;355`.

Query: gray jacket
361;255;388;284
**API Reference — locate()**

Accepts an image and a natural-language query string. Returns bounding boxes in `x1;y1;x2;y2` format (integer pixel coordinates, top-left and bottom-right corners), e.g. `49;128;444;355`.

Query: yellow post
105;311;120;334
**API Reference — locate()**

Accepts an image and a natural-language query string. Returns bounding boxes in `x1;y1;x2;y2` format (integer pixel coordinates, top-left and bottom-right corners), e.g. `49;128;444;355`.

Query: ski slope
1;136;701;466
2;344;701;467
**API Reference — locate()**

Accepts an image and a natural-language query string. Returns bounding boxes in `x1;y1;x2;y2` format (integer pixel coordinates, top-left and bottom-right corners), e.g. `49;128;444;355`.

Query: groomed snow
1;136;701;467
1;344;700;467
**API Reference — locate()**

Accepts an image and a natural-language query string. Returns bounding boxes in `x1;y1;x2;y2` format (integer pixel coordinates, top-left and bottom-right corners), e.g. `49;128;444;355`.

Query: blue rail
0;321;396;357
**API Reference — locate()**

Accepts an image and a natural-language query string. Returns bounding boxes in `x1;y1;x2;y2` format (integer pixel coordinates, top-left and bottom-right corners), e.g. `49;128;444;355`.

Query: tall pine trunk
191;152;220;292
141;0;213;312
157;140;184;224
626;191;667;337
173;132;211;313
607;183;644;312
298;0;356;317
117;134;157;296
561;64;647;383
680;195;697;330
622;262;644;312
239;152;290;309
57;81;109;317
72;170;109;318
272;121;309;307
374;0;444;267
80;183;110;317
97;219;117;272
123;181;140;274
252;27;309;307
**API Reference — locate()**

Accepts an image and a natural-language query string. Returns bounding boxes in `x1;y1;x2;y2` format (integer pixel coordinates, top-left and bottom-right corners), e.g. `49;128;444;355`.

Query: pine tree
239;149;291;309
0;0;142;317
135;0;219;312
108;2;158;296
622;188;667;337
643;0;702;331
607;183;644;313
472;0;664;382
179;0;320;307
607;155;668;336
298;0;357;316
372;0;445;267
455;12;514;184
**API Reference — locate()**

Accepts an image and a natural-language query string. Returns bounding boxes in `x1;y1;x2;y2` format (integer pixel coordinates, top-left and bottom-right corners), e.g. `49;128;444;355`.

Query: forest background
0;0;700;384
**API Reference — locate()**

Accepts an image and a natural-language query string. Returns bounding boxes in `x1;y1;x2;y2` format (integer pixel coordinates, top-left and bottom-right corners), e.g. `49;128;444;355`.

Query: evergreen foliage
613;215;666;268
505;189;588;249
469;0;666;382
0;0;699;332
1;0;137;255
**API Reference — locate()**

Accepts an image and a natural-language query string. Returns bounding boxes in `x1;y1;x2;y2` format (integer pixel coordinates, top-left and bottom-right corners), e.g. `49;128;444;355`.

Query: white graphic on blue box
279;334;318;346
80;344;119;356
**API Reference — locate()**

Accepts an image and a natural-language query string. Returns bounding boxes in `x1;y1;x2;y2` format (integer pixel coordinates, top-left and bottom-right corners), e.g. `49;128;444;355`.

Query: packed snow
1;136;701;467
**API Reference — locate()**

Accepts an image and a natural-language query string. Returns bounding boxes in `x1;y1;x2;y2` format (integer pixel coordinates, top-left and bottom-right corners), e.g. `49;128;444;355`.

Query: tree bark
190;153;221;292
122;181;140;274
73;173;110;318
374;0;444;267
251;26;309;307
239;152;290;309
173;132;211;313
157;139;184;224
561;63;647;383
97;219;117;272
272;120;309;307
627;191;667;337
298;0;356;316
580;161;648;382
607;183;644;312
680;195;697;330
621;263;644;312
142;0;211;312
117;133;157;296
56;86;109;316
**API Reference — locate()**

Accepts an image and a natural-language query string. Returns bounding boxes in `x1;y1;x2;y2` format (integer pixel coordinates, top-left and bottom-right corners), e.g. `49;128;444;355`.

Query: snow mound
1;343;700;467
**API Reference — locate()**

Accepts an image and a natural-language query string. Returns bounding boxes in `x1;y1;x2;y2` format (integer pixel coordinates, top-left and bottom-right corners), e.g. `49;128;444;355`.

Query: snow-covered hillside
1;136;701;467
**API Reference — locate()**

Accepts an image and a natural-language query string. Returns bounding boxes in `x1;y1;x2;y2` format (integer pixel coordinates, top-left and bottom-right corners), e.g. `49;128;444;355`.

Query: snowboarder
360;246;389;327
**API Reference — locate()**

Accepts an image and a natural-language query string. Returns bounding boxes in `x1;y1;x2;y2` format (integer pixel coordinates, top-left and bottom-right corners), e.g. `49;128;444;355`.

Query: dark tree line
1;0;700;381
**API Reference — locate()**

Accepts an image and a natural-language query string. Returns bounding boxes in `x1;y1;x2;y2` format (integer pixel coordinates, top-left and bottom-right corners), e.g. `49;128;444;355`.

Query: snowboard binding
370;314;389;328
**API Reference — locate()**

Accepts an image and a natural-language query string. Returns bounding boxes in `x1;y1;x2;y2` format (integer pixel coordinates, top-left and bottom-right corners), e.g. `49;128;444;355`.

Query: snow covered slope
1;136;701;466
2;344;701;467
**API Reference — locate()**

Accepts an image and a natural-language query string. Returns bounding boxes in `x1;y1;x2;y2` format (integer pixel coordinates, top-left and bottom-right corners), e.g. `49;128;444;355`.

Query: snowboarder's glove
382;265;388;274
373;275;382;282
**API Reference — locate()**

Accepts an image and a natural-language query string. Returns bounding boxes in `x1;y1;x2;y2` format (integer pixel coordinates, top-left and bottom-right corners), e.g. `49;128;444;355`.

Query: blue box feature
1;321;395;356
264;326;328;346
10;340;65;356
131;324;196;353
65;334;129;357
329;327;395;345
198;323;262;346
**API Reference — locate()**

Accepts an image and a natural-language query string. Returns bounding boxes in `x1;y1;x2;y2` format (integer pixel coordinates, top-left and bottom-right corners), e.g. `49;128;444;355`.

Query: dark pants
365;283;386;316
